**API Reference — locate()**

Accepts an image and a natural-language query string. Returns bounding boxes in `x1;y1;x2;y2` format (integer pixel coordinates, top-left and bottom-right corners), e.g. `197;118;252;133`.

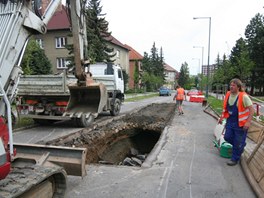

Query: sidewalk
66;101;255;198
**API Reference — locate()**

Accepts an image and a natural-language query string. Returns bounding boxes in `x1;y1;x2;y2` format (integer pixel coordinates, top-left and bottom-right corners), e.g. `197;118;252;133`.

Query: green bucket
220;142;232;158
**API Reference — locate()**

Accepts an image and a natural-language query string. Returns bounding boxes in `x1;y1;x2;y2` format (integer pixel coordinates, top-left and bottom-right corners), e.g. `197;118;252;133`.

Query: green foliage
142;72;163;91
207;96;223;115
122;69;129;91
211;13;264;96
21;40;52;74
245;13;264;95
212;38;254;92
178;62;190;88
133;60;140;88
229;38;254;82
86;0;115;63
141;42;165;91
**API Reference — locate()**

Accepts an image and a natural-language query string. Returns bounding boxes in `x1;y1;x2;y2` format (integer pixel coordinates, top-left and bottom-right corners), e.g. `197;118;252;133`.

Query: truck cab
89;62;124;95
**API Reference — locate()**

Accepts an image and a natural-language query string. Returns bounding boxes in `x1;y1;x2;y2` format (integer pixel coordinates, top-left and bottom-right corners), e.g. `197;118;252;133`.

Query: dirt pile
45;103;176;164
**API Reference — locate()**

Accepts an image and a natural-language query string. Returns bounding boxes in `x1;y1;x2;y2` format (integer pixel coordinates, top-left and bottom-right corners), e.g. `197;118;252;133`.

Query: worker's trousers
224;124;247;162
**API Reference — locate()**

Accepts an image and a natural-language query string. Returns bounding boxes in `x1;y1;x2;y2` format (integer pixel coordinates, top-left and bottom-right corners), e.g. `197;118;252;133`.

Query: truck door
116;68;124;93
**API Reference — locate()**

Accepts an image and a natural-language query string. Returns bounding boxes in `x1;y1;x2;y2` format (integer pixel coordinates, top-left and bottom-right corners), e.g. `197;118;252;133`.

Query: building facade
36;1;129;74
201;64;218;77
164;63;178;89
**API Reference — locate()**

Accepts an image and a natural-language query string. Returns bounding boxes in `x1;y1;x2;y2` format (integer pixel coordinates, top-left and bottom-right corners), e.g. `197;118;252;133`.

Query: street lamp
192;58;200;74
193;46;204;74
193;17;211;98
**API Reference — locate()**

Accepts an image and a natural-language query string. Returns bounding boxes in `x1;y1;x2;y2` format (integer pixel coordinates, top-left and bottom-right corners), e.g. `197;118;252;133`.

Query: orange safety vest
176;88;185;100
221;91;250;127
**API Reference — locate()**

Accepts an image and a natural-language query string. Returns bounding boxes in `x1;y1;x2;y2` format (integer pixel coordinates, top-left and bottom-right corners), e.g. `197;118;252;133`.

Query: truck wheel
76;114;94;127
110;99;121;116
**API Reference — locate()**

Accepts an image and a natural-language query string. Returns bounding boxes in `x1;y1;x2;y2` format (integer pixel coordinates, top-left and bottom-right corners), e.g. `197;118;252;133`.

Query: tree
133;60;140;89
245;13;264;95
141;42;165;91
149;42;165;78
86;0;115;63
21;40;52;74
178;62;190;88
229;37;254;82
122;70;129;92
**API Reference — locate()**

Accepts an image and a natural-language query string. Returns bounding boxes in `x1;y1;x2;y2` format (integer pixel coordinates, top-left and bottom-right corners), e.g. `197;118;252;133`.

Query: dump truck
0;0;94;197
17;62;125;127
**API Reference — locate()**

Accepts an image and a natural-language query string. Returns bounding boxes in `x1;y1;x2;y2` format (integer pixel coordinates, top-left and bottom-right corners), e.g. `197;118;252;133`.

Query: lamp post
193;17;211;98
193;46;204;74
192;58;200;75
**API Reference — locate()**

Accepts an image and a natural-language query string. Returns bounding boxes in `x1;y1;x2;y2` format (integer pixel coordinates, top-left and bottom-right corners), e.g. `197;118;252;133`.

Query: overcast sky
99;0;263;75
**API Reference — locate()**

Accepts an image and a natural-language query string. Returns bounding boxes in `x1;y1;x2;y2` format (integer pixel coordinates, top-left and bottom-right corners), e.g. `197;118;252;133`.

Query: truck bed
17;73;116;96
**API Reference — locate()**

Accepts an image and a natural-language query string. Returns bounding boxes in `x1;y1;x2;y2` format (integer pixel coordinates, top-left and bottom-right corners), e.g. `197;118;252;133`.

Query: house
163;63;178;89
36;1;129;75
35;3;70;73
124;44;143;89
107;36;130;74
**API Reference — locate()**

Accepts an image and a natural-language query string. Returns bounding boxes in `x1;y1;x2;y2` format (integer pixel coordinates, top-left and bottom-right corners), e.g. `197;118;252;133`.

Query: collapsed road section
44;103;176;166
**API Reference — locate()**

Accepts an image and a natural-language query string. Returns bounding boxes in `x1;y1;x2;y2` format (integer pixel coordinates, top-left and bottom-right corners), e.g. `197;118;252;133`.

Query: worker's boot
227;160;238;166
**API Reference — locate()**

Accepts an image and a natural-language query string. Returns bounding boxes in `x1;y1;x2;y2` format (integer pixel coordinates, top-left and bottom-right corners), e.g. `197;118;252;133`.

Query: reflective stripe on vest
237;92;250;126
222;91;249;127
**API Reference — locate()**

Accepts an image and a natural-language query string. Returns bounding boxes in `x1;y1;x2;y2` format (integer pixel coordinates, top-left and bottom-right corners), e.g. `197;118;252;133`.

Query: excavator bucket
13;143;87;177
65;82;108;126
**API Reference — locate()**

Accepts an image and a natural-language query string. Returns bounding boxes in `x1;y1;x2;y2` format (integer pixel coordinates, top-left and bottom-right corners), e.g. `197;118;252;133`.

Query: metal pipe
0;81;13;158
193;17;211;98
42;0;61;24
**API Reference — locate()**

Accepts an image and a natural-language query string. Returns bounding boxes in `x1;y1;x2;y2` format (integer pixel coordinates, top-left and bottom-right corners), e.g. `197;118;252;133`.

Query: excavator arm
0;0;88;196
0;0;64;157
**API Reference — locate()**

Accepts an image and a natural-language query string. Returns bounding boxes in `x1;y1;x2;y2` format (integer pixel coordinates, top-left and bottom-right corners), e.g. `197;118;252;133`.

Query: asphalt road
64;98;255;198
13;95;170;143
13;95;256;198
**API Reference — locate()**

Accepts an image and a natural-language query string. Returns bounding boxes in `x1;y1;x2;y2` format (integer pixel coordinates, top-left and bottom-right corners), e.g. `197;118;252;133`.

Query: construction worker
173;85;186;115
219;78;254;166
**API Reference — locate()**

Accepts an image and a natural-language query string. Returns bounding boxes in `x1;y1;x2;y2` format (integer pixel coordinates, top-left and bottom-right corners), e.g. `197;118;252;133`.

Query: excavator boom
0;0;88;197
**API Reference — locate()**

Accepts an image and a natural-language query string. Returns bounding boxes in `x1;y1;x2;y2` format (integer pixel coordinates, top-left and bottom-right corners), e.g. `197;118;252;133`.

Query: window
36;38;43;49
118;69;123;80
55;37;67;48
56;58;69;69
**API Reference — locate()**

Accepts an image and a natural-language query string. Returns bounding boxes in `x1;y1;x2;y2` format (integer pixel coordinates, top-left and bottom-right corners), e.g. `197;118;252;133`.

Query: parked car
159;87;171;96
187;89;203;96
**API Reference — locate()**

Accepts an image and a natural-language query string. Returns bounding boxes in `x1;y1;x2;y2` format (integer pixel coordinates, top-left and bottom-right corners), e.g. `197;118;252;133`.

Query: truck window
104;63;114;75
118;69;123;80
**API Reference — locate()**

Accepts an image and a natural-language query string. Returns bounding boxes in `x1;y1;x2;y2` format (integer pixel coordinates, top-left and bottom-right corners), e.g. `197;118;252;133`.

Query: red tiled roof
47;5;70;30
124;44;143;60
107;35;129;50
164;63;177;72
47;5;129;50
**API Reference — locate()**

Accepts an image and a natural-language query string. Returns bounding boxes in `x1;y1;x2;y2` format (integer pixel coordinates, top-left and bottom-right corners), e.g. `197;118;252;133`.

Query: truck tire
110;98;121;116
75;114;94;127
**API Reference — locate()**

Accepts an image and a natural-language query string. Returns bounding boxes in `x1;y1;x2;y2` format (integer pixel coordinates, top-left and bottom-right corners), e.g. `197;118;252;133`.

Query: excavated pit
45;103;176;166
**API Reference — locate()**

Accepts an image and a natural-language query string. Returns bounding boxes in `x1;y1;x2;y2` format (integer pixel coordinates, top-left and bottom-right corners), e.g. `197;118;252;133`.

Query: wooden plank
249;159;261;180
247;121;264;143
259;177;264;195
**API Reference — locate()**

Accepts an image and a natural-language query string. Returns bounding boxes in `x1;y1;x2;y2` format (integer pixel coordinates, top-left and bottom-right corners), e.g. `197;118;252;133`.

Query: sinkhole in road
45;103;176;167
97;128;161;166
